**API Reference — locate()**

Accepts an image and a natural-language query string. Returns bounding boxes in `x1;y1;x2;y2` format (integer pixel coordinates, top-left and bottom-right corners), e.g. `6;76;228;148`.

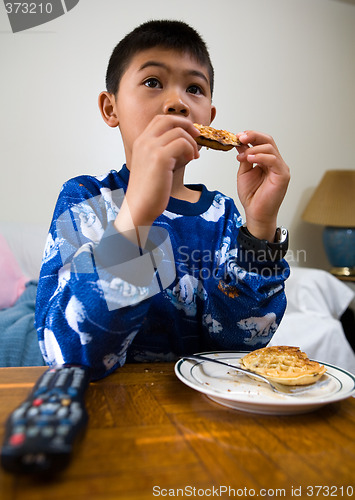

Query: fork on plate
182;354;324;396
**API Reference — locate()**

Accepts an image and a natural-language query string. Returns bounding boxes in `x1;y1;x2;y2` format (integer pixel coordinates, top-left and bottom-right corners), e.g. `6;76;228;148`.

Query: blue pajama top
35;165;289;379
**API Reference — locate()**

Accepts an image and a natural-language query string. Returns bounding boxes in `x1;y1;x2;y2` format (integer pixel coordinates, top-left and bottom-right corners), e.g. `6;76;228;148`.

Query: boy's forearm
113;197;153;248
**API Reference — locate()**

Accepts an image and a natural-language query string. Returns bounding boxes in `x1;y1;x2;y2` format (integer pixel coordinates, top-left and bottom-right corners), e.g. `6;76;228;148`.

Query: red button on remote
9;433;25;446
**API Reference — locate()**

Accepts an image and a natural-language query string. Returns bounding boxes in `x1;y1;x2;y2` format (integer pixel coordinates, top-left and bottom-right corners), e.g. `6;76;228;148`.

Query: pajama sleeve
35;178;174;380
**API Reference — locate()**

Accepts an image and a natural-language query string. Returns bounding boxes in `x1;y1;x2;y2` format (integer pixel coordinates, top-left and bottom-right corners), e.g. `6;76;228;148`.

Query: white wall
1;0;354;269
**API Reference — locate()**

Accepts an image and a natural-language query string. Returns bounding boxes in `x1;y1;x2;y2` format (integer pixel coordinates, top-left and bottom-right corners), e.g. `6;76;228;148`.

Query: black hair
105;19;214;97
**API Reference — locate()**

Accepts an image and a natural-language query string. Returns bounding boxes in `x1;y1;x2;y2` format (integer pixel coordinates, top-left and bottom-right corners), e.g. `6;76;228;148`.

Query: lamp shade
302;170;355;227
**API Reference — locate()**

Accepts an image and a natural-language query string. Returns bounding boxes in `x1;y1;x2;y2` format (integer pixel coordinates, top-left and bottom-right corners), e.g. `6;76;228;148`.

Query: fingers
238;145;279;168
138;114;200;163
146;114;200;140
158;126;200;160
165;137;199;166
237;130;278;148
235;130;288;176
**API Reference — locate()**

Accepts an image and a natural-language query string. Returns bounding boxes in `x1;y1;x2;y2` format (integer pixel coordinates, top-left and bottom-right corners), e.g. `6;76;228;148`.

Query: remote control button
72;375;84;388
40;403;60;415
9;433;26;446
12;418;27;426
11;404;30;421
59;418;72;426
55;372;69;388
13;425;26;435
41;427;55;438
51;436;65;447
23;453;47;465
57;425;70;436
49;388;65;397
34;387;50;397
70;411;82;423
57;407;69;419
27;407;39;418
27;426;40;438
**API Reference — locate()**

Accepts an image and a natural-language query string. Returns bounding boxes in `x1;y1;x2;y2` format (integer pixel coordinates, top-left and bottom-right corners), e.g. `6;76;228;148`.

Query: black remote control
1;364;90;475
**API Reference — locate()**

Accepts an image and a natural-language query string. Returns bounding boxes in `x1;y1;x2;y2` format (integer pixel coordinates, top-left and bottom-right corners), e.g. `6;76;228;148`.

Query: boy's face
99;47;216;166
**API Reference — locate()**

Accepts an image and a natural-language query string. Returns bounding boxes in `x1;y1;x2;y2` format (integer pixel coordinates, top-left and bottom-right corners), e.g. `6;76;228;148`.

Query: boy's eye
143;78;162;89
187;85;203;95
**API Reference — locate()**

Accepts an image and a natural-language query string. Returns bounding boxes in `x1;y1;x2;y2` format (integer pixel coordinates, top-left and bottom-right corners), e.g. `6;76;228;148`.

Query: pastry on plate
193;123;241;151
240;346;327;386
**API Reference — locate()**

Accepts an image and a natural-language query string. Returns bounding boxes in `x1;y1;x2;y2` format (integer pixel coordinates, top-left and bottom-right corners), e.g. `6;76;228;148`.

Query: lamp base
330;266;355;280
323;227;355;268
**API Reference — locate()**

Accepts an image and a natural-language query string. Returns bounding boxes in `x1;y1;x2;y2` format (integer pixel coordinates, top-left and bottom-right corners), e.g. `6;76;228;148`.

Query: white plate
174;351;355;415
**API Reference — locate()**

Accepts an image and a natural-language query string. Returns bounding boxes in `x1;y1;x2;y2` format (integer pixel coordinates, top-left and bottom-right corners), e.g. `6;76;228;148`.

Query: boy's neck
170;185;201;203
170;169;201;203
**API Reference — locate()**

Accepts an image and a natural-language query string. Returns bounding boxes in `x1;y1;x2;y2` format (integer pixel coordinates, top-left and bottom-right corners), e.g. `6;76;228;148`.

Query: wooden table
0;364;355;500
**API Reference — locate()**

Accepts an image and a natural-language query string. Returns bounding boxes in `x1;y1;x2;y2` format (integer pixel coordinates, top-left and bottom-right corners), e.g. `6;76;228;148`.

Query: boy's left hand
236;130;290;242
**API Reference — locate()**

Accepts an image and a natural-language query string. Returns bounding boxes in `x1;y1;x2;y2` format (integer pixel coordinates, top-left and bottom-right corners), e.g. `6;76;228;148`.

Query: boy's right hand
114;115;200;243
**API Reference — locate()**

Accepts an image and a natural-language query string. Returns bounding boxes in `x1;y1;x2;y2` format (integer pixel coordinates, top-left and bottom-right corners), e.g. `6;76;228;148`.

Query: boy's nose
163;95;190;117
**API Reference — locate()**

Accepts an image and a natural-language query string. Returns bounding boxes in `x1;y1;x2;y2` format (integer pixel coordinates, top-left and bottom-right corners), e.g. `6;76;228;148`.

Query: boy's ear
98;91;119;128
210;105;216;125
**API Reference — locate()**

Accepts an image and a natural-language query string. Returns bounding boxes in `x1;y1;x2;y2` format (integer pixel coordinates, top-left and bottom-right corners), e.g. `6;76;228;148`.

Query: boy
35;20;290;380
